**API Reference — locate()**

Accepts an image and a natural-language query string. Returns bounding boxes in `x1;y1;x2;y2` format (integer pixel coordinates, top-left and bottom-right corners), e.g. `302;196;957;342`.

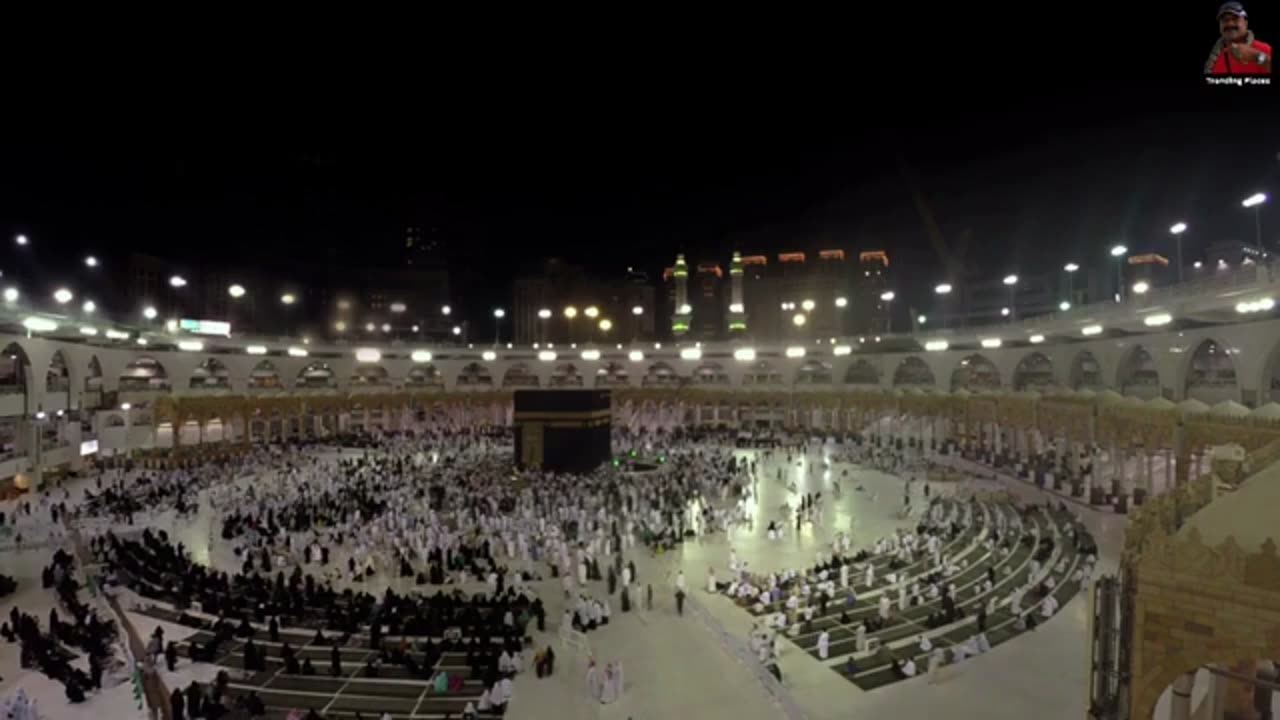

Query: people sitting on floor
891;656;917;678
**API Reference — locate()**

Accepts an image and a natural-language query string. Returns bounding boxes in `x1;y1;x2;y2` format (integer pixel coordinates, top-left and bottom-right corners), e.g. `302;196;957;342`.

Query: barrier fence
65;522;170;720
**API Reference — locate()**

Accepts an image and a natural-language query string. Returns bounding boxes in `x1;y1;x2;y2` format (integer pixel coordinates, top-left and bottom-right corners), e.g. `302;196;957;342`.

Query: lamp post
1110;244;1128;302
879;291;895;333
1243;193;1267;249
1169;223;1188;283
1002;274;1018;320
1062;263;1079;306
120;403;133;459
493;308;505;346
537;308;551;345
564;306;578;344
934;283;952;328
631;305;643;343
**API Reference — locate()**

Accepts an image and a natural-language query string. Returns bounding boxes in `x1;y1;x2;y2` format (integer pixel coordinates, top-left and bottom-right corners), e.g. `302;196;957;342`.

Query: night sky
2;15;1278;327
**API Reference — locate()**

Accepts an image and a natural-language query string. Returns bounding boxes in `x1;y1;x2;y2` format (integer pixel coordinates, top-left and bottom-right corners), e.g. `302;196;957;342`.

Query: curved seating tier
846;520;1093;689
103;530;539;720
839;506;1093;689
740;499;979;618
725;498;1094;691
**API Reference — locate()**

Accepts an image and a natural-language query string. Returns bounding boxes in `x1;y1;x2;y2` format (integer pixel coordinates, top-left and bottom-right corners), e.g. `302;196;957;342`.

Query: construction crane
896;153;968;280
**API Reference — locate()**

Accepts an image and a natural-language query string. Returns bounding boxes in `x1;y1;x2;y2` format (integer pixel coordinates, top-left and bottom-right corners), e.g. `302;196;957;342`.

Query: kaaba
513;389;612;473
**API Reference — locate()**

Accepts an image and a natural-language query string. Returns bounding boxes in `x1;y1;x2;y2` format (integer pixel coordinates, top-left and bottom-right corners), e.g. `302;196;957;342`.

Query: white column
1209;667;1227;720
1169;672;1194;720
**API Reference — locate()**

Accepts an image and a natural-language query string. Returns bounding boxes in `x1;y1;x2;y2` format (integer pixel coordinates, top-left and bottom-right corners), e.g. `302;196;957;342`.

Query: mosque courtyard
0;439;1129;720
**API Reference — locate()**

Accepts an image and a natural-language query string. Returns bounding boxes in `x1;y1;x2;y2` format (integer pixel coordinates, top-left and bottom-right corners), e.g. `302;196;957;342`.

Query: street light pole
934;283;952;329
1002;275;1018;321
1170;223;1188;283
1243;192;1267;250
1110;245;1128;302
631;305;643;344
879;291;895;333
1063;263;1079;305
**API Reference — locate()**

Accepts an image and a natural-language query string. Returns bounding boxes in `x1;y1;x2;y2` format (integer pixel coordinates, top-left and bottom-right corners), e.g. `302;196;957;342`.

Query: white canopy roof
1210;400;1251;418
1251;402;1280;420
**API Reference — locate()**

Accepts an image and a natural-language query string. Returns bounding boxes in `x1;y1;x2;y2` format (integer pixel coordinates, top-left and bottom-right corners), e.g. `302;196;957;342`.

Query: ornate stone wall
1129;529;1280;720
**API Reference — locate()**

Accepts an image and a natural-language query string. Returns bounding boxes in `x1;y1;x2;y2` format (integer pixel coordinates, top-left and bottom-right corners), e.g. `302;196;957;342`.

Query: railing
65;523;171;720
1123;473;1217;560
1244;436;1280;476
684;593;808;720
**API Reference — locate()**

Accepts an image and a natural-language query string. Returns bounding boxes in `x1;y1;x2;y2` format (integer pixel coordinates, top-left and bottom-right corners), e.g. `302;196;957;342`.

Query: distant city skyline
1;96;1276;338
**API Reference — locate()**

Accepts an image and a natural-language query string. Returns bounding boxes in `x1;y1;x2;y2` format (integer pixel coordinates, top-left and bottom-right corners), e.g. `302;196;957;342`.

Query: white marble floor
0;446;1125;720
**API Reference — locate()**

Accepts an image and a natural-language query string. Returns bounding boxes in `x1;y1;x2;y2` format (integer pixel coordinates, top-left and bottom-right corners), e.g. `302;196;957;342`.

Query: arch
120;356;170;391
1260;338;1280;404
550;362;583;388
249;360;282;390
0;342;30;395
950;354;1000;392
892;356;935;388
457;362;493;388
46;350;70;394
595;361;629;387
642;361;680;387
692;361;729;386
190;357;231;389
1069;350;1103;390
1117;345;1161;399
85;355;103;391
350;364;390;387
742;359;782;386
502;363;539;388
1138;653;1280;720
844;359;880;386
296;362;337;389
795;359;832;385
1184;338;1239;404
406;364;444;389
1012;352;1054;392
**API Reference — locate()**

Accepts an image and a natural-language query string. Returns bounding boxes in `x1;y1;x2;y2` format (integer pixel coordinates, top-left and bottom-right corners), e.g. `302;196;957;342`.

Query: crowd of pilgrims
1;548;120;705
100;523;537;718
8;423;960;718
725;496;965;666
1;491;73;549
67;428;754;713
192;430;757;598
723;490;1097;679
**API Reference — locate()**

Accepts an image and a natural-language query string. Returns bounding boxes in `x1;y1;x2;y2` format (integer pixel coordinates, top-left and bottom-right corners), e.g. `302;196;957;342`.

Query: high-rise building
767;250;849;340
669;254;691;337
1123;253;1173;297
512;260;653;345
728;252;746;335
691;262;725;339
850;250;890;335
513;259;593;345
619;269;657;342
740;254;777;339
